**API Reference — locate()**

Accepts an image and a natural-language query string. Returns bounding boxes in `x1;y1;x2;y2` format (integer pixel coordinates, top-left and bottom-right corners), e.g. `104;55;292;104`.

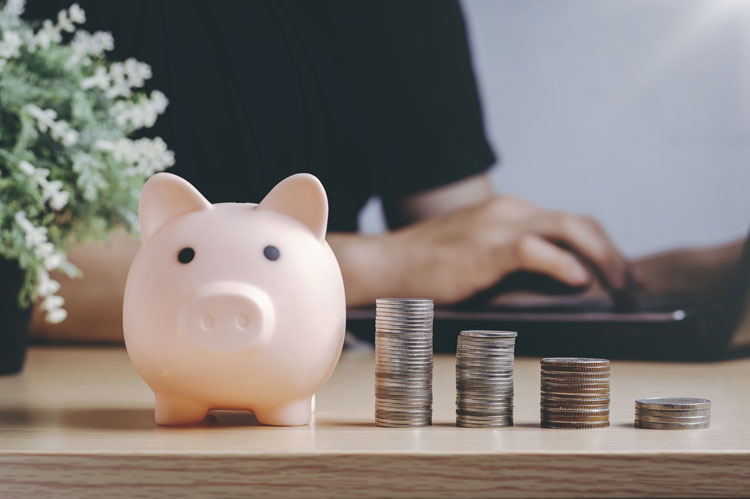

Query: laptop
347;227;750;360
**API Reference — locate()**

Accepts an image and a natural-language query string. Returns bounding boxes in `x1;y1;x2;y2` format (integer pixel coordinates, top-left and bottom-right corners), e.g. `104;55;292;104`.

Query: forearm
633;240;744;294
327;232;395;308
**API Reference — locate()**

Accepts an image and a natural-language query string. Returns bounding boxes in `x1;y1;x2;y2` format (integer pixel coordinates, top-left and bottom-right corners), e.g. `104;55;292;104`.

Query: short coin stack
540;357;610;429
374;298;434;427
635;397;711;430
455;330;517;428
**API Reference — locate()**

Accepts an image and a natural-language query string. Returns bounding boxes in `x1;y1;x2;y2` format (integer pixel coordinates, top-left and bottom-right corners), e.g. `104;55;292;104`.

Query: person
26;0;743;342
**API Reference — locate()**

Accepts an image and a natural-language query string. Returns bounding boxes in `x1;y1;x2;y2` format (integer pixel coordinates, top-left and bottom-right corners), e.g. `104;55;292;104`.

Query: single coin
635;420;710;430
635;397;711;411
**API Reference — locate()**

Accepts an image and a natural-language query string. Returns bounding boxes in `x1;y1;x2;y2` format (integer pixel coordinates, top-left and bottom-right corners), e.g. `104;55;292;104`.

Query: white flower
49;190;70;211
95;136;175;176
46;307;67;324
56;8;75;33
112;90;169;129
25;104;78;146
105;58;153;98
33;241;55;259
81;66;110;90
69;30;114;66
18;159;35;175
41;294;64;312
21;220;47;248
0;31;22;59
3;0;25;17
37;270;61;297
31;20;62;51
43;251;65;271
68;4;86;24
17;160;70;211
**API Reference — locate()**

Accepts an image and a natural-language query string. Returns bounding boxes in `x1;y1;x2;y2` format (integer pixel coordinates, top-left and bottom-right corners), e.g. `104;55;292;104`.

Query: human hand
375;195;636;305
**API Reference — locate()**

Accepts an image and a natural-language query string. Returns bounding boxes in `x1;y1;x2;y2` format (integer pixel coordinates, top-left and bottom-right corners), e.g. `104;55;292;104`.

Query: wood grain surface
1;347;749;498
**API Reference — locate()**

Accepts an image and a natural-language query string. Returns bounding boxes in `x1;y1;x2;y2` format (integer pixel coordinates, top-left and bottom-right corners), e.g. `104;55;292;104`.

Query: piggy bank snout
182;282;274;352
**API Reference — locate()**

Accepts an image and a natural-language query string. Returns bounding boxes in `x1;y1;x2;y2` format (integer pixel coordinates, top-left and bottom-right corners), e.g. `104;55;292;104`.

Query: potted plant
0;0;174;374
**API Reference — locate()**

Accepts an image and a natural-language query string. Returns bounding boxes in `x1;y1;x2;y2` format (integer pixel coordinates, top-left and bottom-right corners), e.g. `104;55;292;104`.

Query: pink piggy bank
123;172;346;426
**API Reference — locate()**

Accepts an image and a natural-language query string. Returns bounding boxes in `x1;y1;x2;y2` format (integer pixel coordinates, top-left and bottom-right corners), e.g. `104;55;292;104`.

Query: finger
534;213;629;290
498;235;591;287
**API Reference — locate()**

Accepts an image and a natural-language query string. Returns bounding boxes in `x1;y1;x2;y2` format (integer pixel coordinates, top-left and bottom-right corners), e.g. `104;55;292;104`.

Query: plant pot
0;257;32;375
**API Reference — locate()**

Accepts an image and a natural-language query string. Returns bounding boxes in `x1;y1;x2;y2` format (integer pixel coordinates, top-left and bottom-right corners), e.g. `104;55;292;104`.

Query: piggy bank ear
257;173;328;240
139;173;212;241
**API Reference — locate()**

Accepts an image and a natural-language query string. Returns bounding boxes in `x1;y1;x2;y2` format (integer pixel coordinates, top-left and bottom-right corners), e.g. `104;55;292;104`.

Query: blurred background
361;0;750;256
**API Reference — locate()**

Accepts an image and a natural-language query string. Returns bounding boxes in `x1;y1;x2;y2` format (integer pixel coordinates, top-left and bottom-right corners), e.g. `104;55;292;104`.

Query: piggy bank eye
177;247;195;264
263;245;280;261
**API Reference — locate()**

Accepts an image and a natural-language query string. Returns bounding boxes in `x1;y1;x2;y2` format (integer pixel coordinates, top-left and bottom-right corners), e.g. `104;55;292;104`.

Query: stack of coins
455;330;517;428
635;397;711;430
540;357;610;429
374;298;434;427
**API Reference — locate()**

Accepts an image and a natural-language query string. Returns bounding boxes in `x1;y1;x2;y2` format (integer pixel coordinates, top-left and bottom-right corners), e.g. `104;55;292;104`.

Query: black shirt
26;0;496;231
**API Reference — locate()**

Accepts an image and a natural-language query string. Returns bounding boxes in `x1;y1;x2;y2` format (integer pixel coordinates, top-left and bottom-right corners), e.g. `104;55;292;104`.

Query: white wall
359;0;750;257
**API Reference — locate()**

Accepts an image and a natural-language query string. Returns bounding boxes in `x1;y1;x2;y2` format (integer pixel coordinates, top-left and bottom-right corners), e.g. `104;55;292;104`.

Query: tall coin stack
374;298;434;427
540;357;610;429
455;330;517;428
635;397;711;430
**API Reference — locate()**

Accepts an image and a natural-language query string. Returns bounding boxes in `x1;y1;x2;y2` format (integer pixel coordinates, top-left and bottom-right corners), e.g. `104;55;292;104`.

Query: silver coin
634;408;710;418
458;398;514;405
635;420;709;430
375;318;434;326
376;339;432;346
377;404;433;412
376;392;433;399
376;300;434;309
457;413;514;421
635;397;711;411
541;381;610;389
457;345;516;353
635;414;710;424
541;357;610;367
376;347;433;354
375;413;432;421
460;329;517;338
457;418;513;426
541;369;610;377
457;343;516;350
376;350;432;357
541;406;610;415
541;400;610;407
375;421;431;428
375;381;433;389
457;421;513;428
541;415;610;424
375;328;433;335
541;421;610;429
456;370;514;377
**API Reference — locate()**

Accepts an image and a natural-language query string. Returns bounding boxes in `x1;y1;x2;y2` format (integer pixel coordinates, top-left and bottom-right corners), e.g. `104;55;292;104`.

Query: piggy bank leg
154;394;209;426
254;396;313;426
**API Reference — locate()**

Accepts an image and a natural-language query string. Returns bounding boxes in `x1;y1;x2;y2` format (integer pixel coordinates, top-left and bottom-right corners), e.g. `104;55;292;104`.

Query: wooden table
1;347;749;498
